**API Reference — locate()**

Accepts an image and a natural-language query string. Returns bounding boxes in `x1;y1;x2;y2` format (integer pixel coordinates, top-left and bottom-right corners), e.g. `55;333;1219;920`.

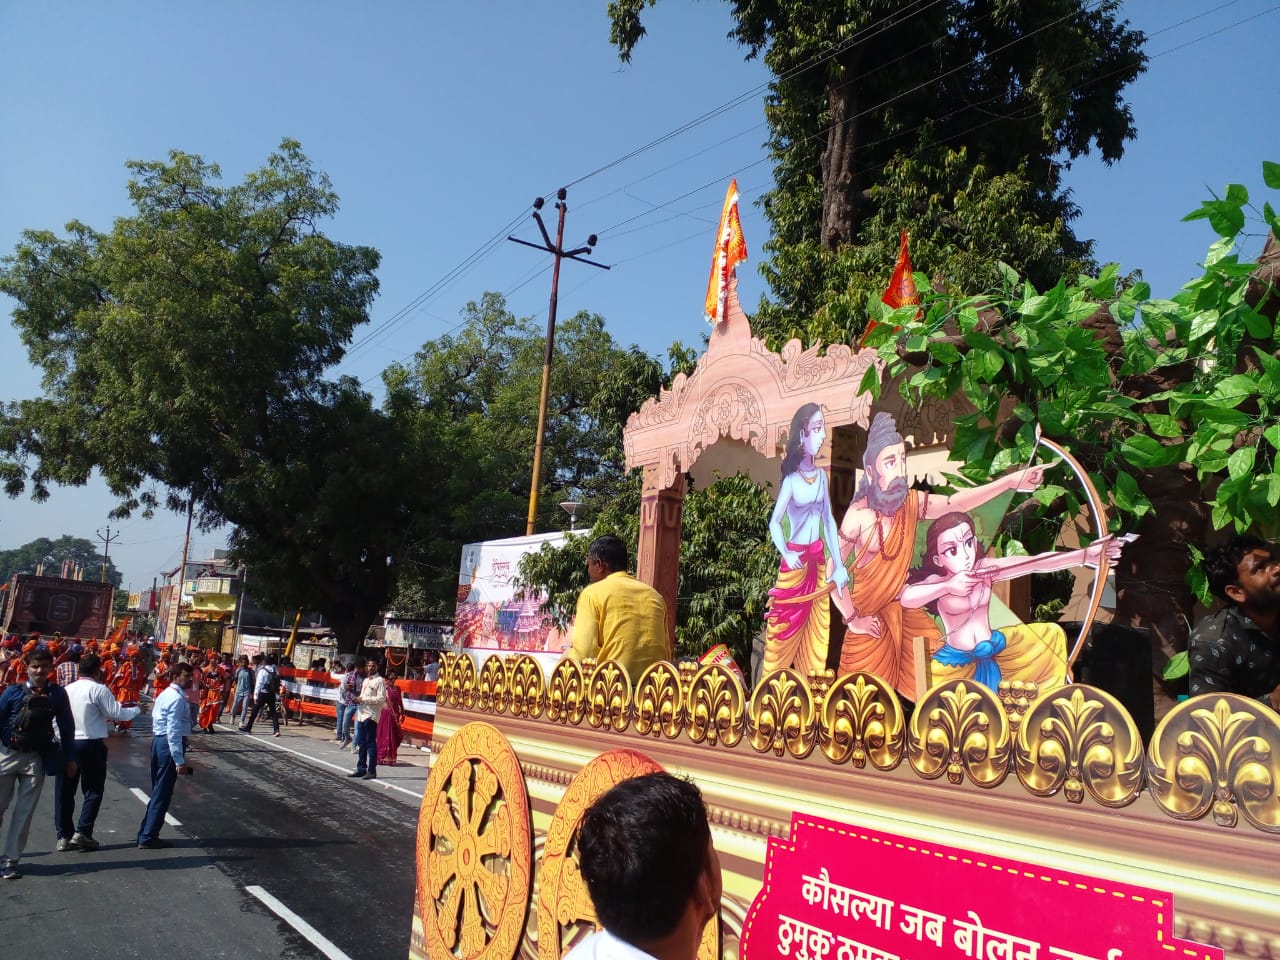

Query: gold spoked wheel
417;721;532;960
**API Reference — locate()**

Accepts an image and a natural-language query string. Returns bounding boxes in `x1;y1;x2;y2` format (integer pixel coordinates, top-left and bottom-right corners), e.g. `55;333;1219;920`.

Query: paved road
0;709;433;960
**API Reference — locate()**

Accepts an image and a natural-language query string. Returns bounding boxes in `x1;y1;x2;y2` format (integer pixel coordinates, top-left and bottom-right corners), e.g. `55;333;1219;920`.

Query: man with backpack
0;647;76;880
239;654;281;737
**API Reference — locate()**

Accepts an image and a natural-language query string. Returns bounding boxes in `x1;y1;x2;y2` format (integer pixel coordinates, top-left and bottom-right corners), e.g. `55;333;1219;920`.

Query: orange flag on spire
860;230;920;346
705;179;748;326
882;229;920;310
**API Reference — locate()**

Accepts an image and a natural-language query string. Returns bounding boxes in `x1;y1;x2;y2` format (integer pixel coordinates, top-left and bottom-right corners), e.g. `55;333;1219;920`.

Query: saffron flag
860;230;921;346
107;617;130;646
705;179;748;326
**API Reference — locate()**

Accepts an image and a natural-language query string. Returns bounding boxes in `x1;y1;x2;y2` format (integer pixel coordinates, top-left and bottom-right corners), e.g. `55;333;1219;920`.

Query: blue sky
1;1;1276;588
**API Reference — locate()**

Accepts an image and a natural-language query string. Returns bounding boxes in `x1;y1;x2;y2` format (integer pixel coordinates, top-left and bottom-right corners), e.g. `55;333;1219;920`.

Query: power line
358;2;1265;385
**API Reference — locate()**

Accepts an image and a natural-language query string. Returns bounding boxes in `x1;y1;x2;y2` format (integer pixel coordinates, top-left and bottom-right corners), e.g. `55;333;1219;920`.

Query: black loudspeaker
1063;621;1156;744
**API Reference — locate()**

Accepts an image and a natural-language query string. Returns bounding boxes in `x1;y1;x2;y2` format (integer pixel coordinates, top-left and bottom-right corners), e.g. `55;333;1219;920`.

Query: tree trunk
820;50;862;250
330;612;376;657
1114;464;1208;722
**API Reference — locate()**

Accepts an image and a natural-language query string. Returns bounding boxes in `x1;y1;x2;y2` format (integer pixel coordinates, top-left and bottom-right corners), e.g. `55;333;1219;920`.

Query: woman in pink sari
376;673;406;766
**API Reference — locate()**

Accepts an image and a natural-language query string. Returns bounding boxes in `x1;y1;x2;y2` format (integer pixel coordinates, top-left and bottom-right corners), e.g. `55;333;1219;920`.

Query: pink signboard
741;815;1221;960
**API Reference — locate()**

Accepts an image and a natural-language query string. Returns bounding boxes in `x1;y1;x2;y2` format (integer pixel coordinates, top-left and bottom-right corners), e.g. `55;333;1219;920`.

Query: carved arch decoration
622;284;883;491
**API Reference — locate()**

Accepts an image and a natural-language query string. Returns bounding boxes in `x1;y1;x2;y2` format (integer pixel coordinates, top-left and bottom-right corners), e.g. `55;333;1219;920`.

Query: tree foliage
0;535;120;587
382;293;667;618
222;378;433;650
0;139;380;516
608;0;1146;345
0;141;399;651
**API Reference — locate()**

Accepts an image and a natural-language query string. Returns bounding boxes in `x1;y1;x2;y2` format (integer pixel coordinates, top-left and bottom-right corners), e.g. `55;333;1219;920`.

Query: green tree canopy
224;378;433;649
0;535;120;587
861;162;1280;702
382;293;668;618
0;138;380;517
0;140;392;651
608;0;1146;345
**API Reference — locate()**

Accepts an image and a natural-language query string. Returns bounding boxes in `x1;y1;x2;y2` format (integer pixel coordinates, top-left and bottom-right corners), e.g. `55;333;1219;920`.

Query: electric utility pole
96;525;121;582
508;188;609;535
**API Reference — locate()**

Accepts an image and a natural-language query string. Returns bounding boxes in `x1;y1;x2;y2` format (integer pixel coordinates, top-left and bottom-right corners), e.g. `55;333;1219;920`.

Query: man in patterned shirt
55;647;81;688
1189;536;1280;711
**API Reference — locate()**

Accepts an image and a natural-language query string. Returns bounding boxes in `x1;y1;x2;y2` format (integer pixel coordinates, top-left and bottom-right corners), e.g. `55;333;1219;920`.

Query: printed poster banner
742;814;1222;960
454;531;574;655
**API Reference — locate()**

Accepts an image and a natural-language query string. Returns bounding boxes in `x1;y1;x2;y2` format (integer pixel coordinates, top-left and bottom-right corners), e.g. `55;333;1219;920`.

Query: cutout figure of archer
833;412;1049;699
902;512;1125;692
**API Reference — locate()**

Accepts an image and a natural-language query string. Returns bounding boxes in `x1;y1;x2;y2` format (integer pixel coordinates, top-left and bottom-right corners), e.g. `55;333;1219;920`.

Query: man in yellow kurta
569;535;669;683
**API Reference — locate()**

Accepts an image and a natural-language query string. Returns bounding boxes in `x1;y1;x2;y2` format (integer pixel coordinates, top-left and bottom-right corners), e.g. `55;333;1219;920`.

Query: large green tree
0;140;398;651
382;293;668;616
609;0;1146;345
0;535;120;587
224;378;433;650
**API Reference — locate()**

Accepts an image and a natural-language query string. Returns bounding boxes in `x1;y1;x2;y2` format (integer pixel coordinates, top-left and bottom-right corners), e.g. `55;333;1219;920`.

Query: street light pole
508;188;609;535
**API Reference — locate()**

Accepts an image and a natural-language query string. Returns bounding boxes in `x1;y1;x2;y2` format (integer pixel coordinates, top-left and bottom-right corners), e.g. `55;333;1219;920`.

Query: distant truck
1;573;115;640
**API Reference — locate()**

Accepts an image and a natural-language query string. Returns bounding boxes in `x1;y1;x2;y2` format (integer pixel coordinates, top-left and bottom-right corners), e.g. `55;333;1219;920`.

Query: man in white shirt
136;661;194;849
566;773;721;960
240;654;281;737
350;658;386;781
55;653;140;852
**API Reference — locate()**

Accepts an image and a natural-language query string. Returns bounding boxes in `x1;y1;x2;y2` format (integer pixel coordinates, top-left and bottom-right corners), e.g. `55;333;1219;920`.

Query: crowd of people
0;628;428;881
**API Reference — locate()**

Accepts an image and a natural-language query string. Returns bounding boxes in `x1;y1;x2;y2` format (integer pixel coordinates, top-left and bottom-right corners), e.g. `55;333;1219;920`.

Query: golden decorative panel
1014;684;1143;807
453;654;479;710
908;680;1011;787
434;651;1280;833
632;660;685;738
478;655;508;714
505;655;546;720
417;721;532;960
819;671;905;770
547;657;587;725
687;662;747;748
585;660;632;732
1147;694;1280;833
536;749;666;960
748;668;818;758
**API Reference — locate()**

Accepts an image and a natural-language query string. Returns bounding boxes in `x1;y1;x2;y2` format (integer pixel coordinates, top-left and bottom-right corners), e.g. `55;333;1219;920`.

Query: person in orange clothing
152;654;173;699
112;655;144;705
198;670;225;732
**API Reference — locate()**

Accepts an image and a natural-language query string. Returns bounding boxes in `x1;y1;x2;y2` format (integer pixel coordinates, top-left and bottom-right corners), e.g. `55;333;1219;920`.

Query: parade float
408;188;1279;960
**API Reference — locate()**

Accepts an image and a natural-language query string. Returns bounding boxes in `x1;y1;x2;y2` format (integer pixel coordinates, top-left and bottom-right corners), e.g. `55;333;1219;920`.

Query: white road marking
246;885;354;960
128;787;181;826
236;730;423;800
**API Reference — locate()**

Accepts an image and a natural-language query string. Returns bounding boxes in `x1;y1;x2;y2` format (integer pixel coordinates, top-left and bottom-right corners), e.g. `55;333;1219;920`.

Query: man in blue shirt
136;661;194;849
0;647;76;880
